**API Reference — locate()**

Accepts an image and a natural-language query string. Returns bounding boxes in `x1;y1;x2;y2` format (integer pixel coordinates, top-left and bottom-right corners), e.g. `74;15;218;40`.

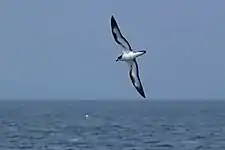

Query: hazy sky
0;1;225;100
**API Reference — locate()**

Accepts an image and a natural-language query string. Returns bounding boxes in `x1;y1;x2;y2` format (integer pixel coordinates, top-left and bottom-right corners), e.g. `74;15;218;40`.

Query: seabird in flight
110;15;146;98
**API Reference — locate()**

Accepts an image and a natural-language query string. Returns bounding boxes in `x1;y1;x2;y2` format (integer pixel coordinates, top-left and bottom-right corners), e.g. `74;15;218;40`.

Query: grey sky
0;1;225;100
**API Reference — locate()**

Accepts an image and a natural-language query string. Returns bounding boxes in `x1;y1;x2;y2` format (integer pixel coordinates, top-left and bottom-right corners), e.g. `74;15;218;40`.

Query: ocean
0;100;224;150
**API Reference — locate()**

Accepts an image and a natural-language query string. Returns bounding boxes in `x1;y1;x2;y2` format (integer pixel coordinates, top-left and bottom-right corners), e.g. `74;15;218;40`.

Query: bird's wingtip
141;89;146;98
139;91;146;99
111;15;115;22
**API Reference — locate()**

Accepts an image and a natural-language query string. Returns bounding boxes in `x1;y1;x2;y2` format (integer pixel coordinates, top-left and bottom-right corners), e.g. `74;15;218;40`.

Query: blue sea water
0;100;225;150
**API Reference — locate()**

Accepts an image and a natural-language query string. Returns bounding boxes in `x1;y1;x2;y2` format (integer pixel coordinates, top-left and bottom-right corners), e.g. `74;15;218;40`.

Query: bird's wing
127;59;146;98
111;15;132;52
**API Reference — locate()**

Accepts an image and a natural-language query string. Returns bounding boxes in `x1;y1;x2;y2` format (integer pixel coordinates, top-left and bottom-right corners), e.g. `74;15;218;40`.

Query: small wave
152;142;174;148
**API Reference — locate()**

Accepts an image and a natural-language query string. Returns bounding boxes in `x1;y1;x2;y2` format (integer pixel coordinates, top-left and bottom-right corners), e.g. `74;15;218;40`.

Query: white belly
121;51;145;61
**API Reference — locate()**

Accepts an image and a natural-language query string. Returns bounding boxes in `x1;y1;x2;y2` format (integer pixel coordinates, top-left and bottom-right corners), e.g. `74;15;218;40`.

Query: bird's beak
116;59;118;62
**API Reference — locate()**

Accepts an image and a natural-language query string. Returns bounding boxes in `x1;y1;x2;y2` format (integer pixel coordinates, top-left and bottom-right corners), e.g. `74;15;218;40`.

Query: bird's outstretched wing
111;15;132;52
128;59;146;98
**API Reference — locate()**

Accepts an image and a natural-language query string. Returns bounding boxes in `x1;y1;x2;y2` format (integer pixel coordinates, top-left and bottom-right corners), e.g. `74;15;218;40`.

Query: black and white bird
110;15;146;98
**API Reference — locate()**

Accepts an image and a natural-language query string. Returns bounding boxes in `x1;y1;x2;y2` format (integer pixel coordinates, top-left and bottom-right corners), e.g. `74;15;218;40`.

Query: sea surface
0;100;225;150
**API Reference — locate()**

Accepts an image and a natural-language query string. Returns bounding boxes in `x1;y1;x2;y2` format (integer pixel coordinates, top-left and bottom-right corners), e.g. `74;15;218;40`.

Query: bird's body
110;15;146;98
119;51;146;61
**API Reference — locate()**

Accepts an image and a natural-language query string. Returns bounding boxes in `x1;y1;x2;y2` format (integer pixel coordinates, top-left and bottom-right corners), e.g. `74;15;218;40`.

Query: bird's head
116;55;122;62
